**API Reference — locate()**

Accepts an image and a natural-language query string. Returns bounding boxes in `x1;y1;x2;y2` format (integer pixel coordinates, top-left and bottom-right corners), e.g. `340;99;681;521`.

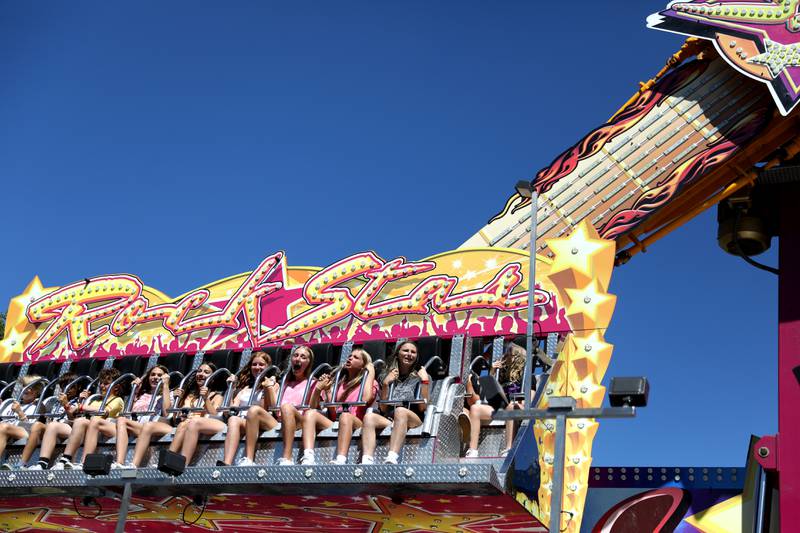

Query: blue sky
0;1;778;467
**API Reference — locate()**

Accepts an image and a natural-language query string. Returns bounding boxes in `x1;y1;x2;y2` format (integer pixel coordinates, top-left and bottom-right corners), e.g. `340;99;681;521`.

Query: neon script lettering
25;252;550;357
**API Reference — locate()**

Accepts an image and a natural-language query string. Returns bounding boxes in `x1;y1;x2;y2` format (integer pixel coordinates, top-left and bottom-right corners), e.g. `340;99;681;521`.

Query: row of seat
0;335;459;399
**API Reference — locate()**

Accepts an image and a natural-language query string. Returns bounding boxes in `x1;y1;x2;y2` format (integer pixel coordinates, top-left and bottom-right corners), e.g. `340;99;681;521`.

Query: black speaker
609;377;649;407
158;450;186;476
82;453;113;476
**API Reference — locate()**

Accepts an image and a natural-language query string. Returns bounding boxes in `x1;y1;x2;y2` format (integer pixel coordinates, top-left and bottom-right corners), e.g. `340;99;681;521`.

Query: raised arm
418;367;431;403
160;375;172;416
362;364;376;404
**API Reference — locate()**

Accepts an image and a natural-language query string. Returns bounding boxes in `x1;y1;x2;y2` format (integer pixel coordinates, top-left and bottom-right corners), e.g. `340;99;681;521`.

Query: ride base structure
2;2;799;531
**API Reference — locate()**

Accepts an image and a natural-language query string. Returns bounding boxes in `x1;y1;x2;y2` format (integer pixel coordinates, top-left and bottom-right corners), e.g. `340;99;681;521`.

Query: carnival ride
1;2;798;532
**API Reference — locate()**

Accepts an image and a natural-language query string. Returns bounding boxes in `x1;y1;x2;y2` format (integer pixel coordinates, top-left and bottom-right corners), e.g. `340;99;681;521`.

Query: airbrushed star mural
649;0;800;115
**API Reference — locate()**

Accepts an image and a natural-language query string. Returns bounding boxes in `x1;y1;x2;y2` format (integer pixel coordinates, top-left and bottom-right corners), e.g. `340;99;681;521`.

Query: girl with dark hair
217;351;278;466
80;364;170;468
127;362;221;468
360;341;430;465
238;345;315;466
39;367;124;470
300;348;377;465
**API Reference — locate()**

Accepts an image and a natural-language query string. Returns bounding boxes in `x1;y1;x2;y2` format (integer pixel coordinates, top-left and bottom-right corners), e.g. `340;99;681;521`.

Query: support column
778;183;800;528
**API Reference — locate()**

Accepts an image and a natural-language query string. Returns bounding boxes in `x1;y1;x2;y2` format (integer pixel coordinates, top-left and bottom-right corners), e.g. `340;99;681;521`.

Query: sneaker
300;452;316;466
64;461;81;470
360;455;375;465
499;448;510;458
277;458;294;466
110;462;124;469
51;461;65;470
329;455;347;465
465;449;479;458
0;463;12;470
236;457;255;467
27;464;44;471
123;462;137;469
383;451;399;465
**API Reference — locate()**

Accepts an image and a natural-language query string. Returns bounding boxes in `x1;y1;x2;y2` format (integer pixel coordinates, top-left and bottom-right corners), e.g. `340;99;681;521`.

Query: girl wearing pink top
240;345;315;466
81;365;170;468
218;351;278;466
300;348;377;465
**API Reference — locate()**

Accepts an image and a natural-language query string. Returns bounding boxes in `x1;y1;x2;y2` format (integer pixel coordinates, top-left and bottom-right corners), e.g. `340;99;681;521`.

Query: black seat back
359;341;387;362
67;358;102;380
27;361;62;381
158;353;189;374
113;356;147;377
415;337;444;378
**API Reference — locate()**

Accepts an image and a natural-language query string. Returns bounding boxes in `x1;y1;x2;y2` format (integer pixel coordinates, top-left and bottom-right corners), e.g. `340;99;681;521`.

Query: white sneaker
0;463;12;470
300;451;316;465
465;449;479;458
110;462;124;469
64;461;81;470
329;455;347;465
123;462;136;469
51;461;65;470
360;455;375;465
383;451;399;465
27;464;44;471
236;457;255;467
277;458;294;466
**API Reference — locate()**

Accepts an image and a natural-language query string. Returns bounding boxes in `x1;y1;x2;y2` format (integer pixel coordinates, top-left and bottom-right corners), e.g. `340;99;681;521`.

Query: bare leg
503;401;523;451
63;418;91;458
222;417;246;465
38;422;72;463
468;404;495;450
115;418;143;464
82;418;116;456
169;420;190;453
179;418;226;464
0;425;27;459
387;407;422;454
336;413;362;457
360;412;391;458
301;411;332;451
132;421;173;467
280;404;299;461
21;422;46;464
244;406;277;461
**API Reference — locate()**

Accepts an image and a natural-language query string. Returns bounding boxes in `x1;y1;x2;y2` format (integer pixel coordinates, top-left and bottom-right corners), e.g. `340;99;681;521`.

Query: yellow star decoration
0;277;48;362
563;279;616;333
546;222;615;293
567;331;613;386
533;227;617;532
0;506;85;533
308;495;500;533
97;496;288;531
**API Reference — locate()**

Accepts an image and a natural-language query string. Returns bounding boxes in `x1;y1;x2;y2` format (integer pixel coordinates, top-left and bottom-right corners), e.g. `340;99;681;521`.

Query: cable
72;496;102;519
731;209;779;275
181;496;208;526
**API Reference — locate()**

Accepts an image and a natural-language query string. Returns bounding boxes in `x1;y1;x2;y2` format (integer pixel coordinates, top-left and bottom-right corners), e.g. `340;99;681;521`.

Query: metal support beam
493;398;637;532
115;482;133;533
522;190;539;409
493;406;636;421
550;412;567;533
